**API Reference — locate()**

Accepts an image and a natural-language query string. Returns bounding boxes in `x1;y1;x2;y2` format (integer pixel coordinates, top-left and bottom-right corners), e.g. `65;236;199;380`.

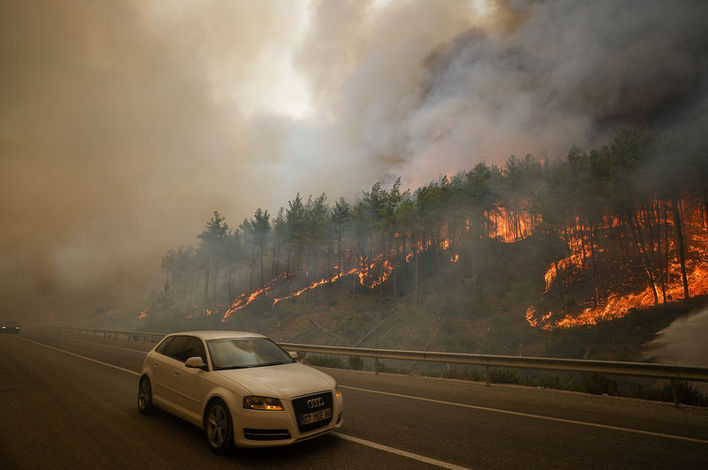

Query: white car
137;331;343;453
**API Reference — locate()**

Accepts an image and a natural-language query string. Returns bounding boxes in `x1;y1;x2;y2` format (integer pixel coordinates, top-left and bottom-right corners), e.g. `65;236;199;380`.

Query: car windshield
206;337;294;370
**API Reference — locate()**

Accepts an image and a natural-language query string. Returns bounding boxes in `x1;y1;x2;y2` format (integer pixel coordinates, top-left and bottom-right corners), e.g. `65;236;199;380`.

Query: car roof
163;330;267;341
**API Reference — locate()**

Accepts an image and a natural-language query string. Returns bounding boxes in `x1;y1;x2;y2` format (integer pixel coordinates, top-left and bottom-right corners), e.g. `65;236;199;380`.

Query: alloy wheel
207;404;228;448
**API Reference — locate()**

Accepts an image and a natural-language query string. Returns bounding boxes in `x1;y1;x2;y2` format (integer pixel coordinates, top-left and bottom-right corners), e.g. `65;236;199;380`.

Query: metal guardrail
279;343;708;383
50;326;164;343
42;326;708;406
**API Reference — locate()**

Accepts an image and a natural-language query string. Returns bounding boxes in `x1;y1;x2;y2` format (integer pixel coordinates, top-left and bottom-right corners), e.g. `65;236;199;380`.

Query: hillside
124;231;705;363
90;128;708;363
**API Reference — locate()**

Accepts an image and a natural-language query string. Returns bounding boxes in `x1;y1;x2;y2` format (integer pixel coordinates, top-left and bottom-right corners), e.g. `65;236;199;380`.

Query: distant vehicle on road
0;321;21;334
138;331;343;454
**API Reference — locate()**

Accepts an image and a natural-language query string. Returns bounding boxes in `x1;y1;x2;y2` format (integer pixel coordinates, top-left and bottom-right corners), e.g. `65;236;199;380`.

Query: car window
155;336;174;355
181;337;206;363
206;337;294;370
161;336;190;361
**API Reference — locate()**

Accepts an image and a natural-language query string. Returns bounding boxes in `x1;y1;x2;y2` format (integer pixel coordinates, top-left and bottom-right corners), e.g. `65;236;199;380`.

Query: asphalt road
1;330;707;469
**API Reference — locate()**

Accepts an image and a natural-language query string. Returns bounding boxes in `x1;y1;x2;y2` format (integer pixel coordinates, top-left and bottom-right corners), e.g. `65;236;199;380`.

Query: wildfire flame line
221;286;272;322
220;235;462;322
272;268;358;306
220;274;288;322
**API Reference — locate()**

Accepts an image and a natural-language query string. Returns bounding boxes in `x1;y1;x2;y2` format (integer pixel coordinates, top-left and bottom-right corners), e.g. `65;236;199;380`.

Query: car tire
204;399;235;455
137;376;155;414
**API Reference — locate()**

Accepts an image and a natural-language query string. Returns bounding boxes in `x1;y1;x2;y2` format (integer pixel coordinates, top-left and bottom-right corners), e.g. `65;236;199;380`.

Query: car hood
215;362;335;399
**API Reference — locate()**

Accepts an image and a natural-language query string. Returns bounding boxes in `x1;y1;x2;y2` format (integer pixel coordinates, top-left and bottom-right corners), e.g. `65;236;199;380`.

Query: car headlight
243;396;284;411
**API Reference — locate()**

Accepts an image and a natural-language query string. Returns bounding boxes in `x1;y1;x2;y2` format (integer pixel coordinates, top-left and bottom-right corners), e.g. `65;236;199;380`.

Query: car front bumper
233;394;343;447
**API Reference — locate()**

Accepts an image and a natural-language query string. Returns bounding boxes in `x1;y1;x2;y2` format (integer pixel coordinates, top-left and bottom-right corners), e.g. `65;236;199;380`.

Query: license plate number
299;407;332;425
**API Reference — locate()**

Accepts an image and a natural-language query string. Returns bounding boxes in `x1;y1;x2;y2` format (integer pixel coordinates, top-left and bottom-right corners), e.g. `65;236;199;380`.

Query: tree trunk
271;243;278;278
203;264;210;308
415;233;420;309
306;246;312;284
286;244;291;280
212;269;219;304
579;216;587;270
701;183;708;229
379;235;386;303
663;202;670;293
326;239;331;276
227;268;232;302
589;220;600;306
654;201;667;304
627;213;659;305
672;197;690;299
259;244;265;287
249;261;254;293
644;202;666;303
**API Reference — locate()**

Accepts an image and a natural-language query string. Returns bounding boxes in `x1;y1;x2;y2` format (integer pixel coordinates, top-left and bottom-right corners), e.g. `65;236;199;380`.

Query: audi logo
306;397;325;409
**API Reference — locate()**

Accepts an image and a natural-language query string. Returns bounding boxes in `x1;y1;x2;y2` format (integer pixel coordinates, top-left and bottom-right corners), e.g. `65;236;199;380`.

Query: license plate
299;407;332;425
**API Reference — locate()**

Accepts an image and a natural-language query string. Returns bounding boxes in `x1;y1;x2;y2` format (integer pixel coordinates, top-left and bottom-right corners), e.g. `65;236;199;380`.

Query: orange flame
273;268;358;306
487;206;536;243
222;286;272;322
220;274;288;322
528;201;708;330
186;308;213;320
137;311;148;320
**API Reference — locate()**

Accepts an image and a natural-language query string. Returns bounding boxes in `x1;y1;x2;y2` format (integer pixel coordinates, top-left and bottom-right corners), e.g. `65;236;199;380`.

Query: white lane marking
340;385;708;446
64;338;149;354
28;332;150;354
17;337;140;377
333;432;471;470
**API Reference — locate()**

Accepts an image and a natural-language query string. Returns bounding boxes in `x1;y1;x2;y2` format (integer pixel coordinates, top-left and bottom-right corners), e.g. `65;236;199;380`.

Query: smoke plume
645;305;708;366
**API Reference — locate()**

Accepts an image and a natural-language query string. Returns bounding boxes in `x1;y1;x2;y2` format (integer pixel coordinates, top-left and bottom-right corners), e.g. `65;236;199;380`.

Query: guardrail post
670;379;680;408
485;365;490;387
374;358;380;375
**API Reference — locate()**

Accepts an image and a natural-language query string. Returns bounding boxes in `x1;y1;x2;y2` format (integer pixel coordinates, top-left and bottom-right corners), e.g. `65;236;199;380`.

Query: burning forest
140;128;708;351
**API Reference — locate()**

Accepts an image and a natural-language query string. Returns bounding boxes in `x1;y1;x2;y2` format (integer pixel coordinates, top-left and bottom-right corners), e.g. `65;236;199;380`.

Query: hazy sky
1;0;706;320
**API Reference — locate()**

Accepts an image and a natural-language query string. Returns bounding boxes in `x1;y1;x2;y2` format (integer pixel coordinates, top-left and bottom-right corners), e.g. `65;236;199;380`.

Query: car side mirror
289;351;298;360
185;356;208;370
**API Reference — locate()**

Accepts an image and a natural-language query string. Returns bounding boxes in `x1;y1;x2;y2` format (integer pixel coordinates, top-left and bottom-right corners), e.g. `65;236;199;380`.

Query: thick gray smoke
645;305;708;366
285;0;708;189
1;0;707;321
0;1;299;319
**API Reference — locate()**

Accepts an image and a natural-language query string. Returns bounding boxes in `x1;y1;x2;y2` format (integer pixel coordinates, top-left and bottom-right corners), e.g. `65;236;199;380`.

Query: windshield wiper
216;361;289;371
214;365;248;371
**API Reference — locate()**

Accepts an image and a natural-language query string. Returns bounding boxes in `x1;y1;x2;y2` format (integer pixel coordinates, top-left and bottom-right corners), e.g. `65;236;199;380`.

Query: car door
149;336;175;402
170;336;212;420
153;335;191;409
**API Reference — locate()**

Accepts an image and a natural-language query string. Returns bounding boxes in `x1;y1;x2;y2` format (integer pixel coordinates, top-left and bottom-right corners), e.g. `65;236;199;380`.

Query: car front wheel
137;376;155;414
205;399;235;455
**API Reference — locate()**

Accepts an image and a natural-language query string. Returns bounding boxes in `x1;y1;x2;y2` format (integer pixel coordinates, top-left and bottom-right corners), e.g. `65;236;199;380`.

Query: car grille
243;428;292;441
292;391;333;433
